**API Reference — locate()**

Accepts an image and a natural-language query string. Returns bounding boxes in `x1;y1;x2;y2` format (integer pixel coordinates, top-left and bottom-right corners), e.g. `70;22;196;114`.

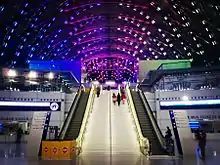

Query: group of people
95;86;127;106
112;92;126;106
112;87;126;106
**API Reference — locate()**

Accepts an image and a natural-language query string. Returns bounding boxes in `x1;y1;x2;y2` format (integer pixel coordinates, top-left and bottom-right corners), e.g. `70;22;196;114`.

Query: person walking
121;92;126;104
165;126;172;139
117;93;121;106
96;86;100;97
112;93;117;105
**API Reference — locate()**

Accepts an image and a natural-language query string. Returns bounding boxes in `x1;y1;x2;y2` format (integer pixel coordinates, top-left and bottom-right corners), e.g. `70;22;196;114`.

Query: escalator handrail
138;90;166;148
59;88;82;139
126;86;150;156
76;85;95;154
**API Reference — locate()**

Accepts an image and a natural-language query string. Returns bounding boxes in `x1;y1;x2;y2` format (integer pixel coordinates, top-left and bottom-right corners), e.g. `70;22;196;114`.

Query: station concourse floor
0;90;220;165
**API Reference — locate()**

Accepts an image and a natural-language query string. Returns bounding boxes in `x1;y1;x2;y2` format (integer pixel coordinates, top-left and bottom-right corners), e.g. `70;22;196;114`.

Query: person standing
198;129;206;160
96;86;100;97
121;92;126;104
117;93;121;106
112;93;117;105
165;126;172;139
16;127;23;143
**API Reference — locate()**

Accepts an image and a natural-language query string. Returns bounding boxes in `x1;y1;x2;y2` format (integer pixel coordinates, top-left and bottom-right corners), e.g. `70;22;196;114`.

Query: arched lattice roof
1;0;220;82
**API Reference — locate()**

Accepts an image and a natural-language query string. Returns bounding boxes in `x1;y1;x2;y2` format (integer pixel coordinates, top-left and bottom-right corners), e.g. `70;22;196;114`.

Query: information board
170;110;197;157
27;112;48;159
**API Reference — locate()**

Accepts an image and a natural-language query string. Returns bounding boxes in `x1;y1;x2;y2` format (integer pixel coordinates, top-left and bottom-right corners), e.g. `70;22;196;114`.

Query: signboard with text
170;110;197;157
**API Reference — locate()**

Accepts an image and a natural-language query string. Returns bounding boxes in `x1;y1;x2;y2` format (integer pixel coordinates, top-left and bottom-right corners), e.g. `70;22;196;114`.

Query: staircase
64;90;90;140
131;91;166;155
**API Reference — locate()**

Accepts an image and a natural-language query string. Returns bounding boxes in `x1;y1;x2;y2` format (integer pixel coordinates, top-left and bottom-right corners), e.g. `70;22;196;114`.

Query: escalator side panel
130;91;167;155
64;90;90;140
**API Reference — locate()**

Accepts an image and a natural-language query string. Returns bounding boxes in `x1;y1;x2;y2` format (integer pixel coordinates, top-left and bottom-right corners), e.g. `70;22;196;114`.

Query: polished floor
0;90;220;164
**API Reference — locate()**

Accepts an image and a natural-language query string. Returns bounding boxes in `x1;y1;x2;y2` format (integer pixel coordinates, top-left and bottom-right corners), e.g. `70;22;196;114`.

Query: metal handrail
126;86;149;156
139;90;166;148
59;88;82;139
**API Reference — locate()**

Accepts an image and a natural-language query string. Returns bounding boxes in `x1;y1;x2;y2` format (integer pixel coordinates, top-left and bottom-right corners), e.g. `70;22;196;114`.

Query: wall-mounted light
28;71;37;79
48;72;54;80
182;95;189;101
8;69;17;77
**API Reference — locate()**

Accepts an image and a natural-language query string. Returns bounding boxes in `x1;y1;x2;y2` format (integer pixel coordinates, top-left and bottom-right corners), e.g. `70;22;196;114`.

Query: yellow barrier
42;141;52;160
50;141;60;160
41;140;76;160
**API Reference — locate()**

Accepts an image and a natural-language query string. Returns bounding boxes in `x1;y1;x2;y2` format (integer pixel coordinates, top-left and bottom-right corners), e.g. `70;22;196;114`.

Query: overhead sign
0;101;61;111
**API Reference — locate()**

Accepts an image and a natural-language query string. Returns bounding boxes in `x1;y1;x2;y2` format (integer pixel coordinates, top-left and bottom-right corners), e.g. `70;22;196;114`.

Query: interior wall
144;92;156;112
155;89;220;141
138;60;190;81
0;90;77;128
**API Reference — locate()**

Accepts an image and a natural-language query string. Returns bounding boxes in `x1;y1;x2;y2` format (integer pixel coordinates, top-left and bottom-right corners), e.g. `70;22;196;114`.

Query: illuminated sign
50;102;59;111
160;99;220;109
0;101;61;111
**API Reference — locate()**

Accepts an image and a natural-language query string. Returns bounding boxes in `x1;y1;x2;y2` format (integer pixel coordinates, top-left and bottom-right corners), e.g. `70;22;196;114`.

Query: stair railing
76;85;95;155
139;90;166;149
126;86;150;157
59;88;82;139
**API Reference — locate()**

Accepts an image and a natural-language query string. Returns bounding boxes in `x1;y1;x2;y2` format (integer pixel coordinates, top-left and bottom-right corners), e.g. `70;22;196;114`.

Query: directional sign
62;147;68;154
53;147;58;154
44;147;48;152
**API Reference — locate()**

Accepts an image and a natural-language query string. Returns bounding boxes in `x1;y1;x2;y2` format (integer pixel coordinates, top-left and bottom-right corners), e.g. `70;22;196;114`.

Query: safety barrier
126;86;150;156
75;85;95;155
41;140;76;160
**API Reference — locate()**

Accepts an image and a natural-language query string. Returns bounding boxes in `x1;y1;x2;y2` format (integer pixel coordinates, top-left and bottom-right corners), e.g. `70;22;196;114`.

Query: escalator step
131;91;167;155
63;92;90;140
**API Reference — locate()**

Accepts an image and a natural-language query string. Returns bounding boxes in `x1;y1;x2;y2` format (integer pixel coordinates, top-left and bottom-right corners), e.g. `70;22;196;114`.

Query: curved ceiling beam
64;2;151;13
82;53;136;62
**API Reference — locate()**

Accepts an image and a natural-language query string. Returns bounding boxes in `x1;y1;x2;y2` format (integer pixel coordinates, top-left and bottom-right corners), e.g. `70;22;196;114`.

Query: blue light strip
189;121;200;129
189;121;199;123
160;99;220;106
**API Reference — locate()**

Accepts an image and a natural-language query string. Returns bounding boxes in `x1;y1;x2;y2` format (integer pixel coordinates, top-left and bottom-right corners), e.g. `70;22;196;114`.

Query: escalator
62;89;91;140
130;90;167;155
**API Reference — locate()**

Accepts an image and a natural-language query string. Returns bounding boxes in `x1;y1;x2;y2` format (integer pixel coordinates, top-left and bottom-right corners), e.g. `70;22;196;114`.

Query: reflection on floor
0;92;220;165
0;135;220;164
